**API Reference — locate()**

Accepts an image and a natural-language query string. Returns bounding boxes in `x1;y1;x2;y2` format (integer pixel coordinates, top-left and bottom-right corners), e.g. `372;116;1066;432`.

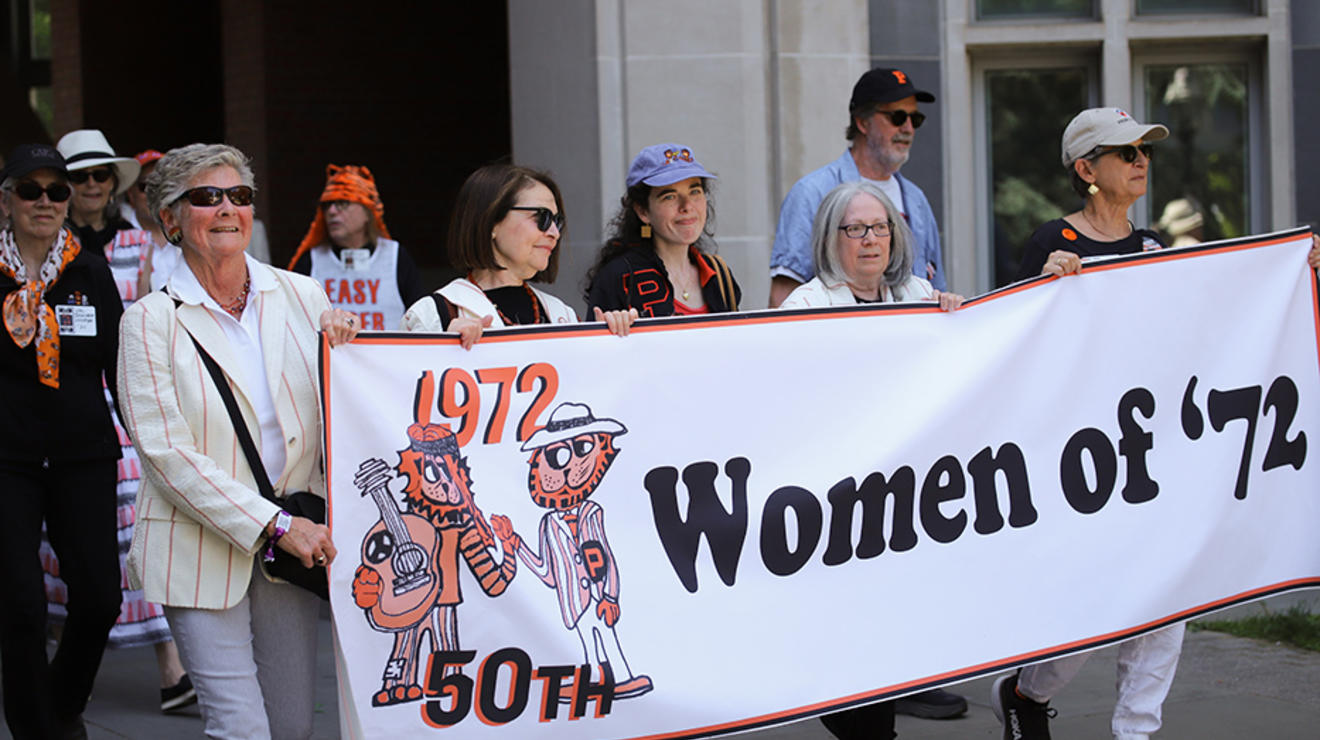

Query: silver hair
810;180;914;288
146;143;256;229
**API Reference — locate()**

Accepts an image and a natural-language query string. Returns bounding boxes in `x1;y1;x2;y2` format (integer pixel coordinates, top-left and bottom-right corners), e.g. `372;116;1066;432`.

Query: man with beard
351;422;515;707
490;403;652;700
769;67;947;307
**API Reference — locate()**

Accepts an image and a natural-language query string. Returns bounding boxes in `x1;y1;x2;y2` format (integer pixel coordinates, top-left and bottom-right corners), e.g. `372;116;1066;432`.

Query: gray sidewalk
7;592;1318;739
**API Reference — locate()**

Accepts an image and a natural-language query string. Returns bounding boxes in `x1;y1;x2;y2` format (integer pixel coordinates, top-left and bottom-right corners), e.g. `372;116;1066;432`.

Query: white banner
322;229;1320;740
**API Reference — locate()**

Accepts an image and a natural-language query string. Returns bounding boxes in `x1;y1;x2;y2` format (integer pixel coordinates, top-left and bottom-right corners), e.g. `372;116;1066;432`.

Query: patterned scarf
0;228;82;388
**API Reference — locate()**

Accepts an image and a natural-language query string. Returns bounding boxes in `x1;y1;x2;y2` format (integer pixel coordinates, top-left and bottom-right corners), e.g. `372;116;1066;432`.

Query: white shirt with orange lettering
308;238;406;331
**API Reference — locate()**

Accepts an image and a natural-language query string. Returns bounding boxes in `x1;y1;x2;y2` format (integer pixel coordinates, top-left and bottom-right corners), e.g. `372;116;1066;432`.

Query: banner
322;229;1320;739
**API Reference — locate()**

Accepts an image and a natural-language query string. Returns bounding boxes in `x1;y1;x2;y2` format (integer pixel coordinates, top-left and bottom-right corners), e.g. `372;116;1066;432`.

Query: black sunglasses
1092;143;1154;163
67;168;114;185
12;181;72;203
876;109;926;129
172;185;255;207
508;206;564;233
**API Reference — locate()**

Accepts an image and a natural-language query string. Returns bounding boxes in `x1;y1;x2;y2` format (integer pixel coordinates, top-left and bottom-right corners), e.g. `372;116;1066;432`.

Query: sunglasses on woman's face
1094;143;1154;164
172;185;255;207
67;167;114;185
875;109;926;129
12;181;72;203
509;205;564;233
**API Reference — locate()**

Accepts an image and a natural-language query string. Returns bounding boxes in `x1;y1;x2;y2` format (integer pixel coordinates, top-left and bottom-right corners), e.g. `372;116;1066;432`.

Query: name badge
56;304;97;337
342;248;371;271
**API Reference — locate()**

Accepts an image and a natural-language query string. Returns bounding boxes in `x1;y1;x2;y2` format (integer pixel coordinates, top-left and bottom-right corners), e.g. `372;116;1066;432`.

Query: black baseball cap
850;68;935;108
1;143;67;182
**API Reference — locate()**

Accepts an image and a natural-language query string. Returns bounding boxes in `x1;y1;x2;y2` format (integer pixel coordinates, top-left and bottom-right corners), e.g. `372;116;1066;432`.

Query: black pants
0;459;121;739
820;700;897;740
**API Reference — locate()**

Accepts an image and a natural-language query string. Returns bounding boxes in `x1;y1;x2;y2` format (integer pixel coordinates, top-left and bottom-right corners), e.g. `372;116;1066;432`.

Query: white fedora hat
55;129;141;196
521;402;627;450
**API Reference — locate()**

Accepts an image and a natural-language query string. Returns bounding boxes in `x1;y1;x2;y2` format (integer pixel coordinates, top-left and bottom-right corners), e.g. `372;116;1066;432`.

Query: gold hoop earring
640;224;652;238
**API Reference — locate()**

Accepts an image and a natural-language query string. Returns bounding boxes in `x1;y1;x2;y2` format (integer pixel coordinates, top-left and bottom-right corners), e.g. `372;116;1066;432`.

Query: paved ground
5;592;1318;739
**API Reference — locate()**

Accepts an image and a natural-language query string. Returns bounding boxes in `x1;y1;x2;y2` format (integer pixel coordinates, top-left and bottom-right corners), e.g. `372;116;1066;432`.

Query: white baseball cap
1061;108;1169;167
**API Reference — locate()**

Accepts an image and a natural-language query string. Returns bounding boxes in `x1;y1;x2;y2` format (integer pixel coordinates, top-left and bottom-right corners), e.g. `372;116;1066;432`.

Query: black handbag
186;332;330;600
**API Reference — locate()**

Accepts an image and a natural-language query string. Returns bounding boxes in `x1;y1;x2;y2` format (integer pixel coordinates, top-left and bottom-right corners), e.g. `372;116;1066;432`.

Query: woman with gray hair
779;180;961;310
0;143;124;739
117;143;361;738
777;179;958;740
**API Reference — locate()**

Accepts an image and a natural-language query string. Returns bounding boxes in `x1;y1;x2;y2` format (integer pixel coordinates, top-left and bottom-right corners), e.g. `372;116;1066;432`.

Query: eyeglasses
12;181;72;203
172;185;255;207
876;109;926;129
1092;143;1154;164
839;221;893;239
67;168;114;185
509;206;564;233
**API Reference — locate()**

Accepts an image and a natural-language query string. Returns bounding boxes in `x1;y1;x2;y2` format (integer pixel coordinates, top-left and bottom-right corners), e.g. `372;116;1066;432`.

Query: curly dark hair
583;179;717;301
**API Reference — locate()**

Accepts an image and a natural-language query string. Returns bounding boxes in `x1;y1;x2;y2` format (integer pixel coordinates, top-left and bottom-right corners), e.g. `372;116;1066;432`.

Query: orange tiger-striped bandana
0;228;81;388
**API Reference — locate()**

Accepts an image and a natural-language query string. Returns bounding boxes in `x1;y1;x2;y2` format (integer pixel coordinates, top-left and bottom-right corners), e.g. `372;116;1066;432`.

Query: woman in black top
0;144;124;739
586;143;740;318
1015;108;1171;281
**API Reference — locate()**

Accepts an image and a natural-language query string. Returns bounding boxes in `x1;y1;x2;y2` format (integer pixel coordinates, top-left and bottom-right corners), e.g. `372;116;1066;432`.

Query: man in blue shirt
769;67;946;307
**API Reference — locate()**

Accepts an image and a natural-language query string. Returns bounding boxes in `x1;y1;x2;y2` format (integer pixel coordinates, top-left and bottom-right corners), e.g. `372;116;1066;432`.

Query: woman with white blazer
117;144;360;739
401;163;636;344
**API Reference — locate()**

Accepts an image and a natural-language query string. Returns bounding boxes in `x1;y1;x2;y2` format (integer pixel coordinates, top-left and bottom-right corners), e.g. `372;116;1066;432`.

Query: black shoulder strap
429;292;456;329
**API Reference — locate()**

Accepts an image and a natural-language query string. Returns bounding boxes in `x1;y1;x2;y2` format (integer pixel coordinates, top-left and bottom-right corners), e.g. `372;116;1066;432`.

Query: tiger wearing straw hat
490;401;653;701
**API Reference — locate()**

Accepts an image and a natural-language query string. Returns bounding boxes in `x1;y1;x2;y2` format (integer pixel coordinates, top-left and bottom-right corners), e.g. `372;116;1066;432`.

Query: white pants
165;560;321;740
1018;622;1185;740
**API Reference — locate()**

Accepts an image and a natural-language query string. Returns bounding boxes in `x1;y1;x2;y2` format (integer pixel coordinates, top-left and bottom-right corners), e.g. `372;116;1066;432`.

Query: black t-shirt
1016;218;1166;282
72;216;134;255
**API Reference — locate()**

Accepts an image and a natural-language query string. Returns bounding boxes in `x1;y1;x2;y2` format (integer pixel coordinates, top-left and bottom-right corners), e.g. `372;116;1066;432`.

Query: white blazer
118;259;329;609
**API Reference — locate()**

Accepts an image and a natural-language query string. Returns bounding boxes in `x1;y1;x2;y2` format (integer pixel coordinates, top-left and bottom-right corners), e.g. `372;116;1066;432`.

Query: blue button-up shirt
770;148;946;291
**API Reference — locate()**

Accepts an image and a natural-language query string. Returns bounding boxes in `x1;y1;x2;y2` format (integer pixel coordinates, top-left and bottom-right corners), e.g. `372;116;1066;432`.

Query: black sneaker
161;673;198;713
991;672;1055;740
894;687;969;719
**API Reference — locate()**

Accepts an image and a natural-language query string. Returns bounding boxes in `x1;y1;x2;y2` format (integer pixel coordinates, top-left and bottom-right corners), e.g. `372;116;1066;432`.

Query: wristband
264;510;293;563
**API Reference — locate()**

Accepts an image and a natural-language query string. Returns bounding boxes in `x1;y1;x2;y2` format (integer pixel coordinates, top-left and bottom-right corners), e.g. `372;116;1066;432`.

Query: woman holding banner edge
400;163;637;342
776;179;961;740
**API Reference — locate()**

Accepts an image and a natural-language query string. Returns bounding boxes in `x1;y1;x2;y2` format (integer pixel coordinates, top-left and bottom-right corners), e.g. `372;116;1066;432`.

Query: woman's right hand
451;315;494;350
1041;249;1082;277
271;514;337;568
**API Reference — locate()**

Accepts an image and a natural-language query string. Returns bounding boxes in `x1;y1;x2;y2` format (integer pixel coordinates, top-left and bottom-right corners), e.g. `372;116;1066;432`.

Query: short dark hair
846;103;876;141
447;164;563;284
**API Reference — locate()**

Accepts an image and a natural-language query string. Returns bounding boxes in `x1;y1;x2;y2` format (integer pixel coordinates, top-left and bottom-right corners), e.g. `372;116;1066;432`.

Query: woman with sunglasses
56;129;144;257
585;143;741;322
288;164;427;331
116;143;361;738
0;144;125;738
1014;108;1171;281
996;108;1180;740
402;163;636;344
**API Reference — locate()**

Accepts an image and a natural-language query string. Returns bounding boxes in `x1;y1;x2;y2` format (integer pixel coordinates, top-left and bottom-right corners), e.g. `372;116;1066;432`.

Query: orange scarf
287;164;392;269
0;228;81;388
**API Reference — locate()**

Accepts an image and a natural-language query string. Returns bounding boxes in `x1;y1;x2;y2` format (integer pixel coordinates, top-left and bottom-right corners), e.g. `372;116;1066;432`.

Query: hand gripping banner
321;229;1320;739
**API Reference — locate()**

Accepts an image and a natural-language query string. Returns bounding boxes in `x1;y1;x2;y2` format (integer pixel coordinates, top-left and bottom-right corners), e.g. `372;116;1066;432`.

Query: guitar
355;458;443;632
